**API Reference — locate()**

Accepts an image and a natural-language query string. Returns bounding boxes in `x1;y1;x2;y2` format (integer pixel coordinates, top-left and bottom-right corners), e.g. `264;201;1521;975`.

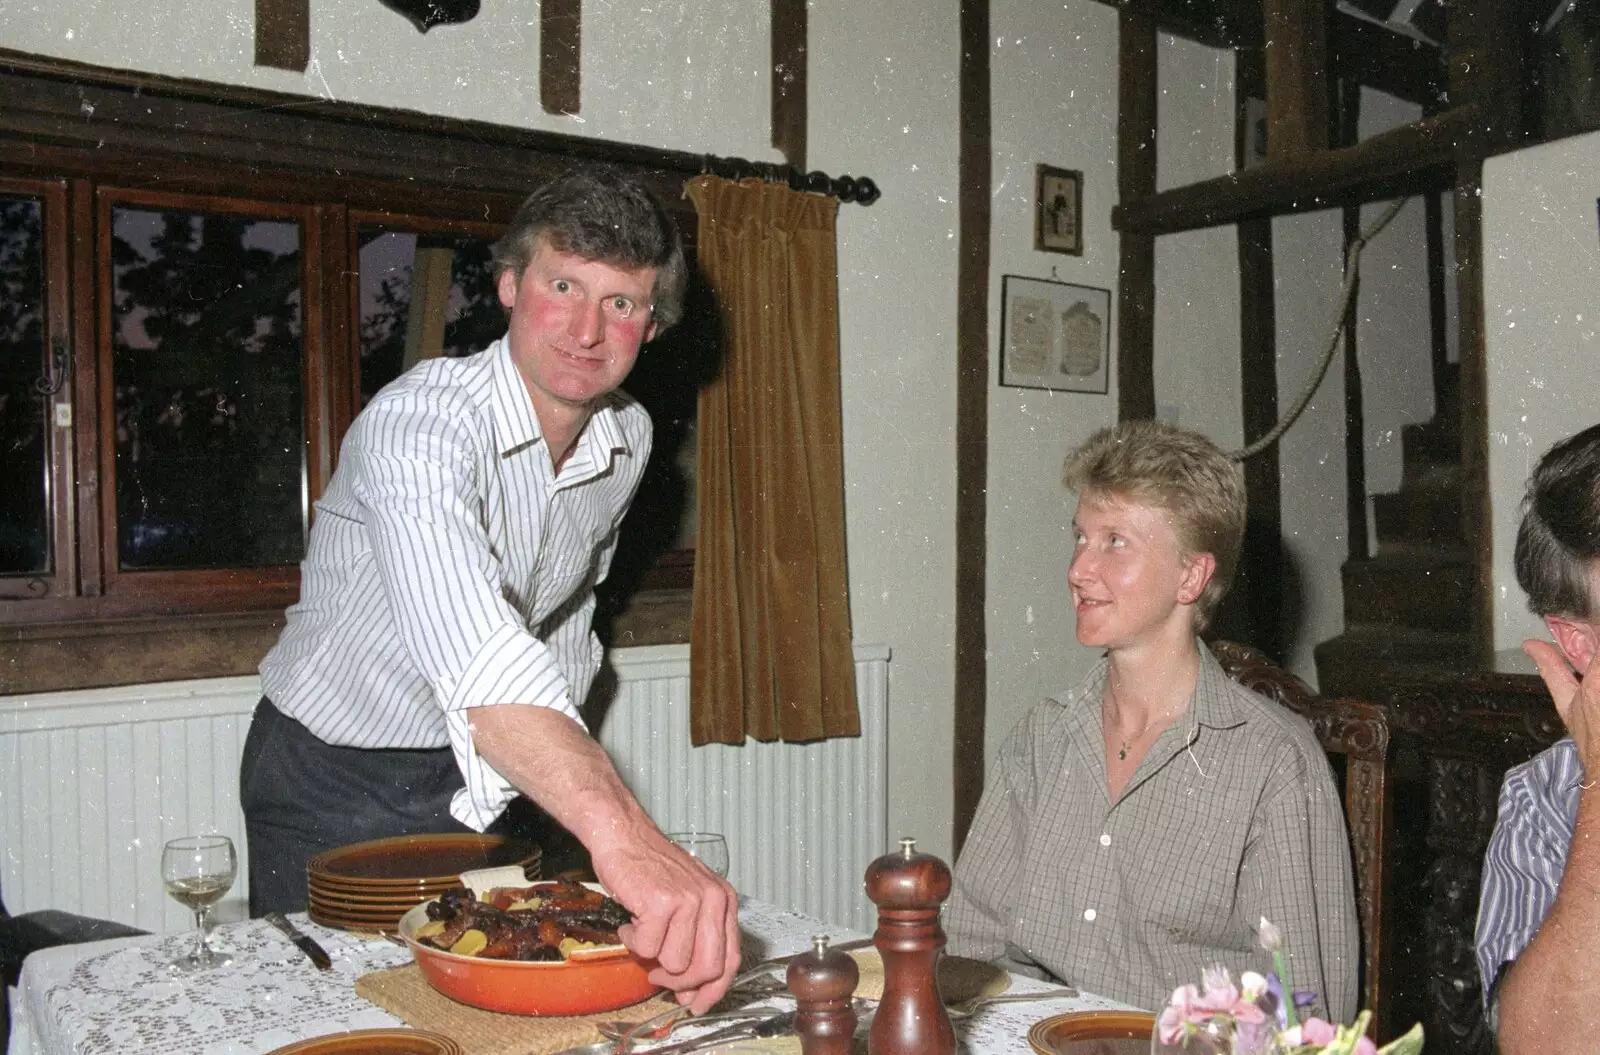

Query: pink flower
1355;1036;1377;1055
1196;966;1240;1013
1301;1018;1338;1045
1157;984;1201;1044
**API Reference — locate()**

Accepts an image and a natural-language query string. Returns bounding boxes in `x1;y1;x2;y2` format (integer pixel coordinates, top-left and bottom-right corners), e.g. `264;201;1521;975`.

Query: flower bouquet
1153;919;1423;1055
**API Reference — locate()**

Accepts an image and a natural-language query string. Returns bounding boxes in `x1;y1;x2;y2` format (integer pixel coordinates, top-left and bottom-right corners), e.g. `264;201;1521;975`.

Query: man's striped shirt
1474;736;1584;1006
259;336;650;830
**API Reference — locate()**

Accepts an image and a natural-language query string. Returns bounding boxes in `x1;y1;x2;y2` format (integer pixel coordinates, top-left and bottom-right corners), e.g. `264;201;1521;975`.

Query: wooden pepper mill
864;836;955;1055
787;933;860;1055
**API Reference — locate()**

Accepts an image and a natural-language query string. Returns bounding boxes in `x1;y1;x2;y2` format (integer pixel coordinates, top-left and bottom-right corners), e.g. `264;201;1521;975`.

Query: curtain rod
694;155;882;206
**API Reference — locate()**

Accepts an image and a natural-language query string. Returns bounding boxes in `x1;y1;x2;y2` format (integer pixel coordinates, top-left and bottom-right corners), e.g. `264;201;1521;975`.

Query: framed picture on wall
1034;164;1083;255
1000;274;1110;394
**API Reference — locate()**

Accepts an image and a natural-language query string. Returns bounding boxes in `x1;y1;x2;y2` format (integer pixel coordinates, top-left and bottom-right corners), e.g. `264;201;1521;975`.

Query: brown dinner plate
305;905;410;932
307;834;537;886
1028;1010;1157;1055
306;886;446;907
264;1028;463;1055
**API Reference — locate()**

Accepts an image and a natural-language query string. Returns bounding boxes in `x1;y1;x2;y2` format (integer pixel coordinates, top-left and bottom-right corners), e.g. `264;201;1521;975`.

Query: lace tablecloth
8;902;1132;1055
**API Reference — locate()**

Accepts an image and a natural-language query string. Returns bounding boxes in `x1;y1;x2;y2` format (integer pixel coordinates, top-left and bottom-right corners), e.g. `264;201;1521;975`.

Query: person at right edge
1475;422;1600;1053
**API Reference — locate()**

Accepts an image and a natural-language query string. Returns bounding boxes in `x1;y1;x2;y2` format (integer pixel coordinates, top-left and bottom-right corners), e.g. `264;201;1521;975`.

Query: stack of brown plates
306;833;540;932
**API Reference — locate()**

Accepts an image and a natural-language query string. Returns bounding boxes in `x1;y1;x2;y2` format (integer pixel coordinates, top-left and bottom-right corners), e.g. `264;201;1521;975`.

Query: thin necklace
1108;694;1180;761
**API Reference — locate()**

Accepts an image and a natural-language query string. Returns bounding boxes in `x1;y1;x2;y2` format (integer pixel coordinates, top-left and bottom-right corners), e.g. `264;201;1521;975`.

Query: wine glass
666;832;729;878
161;834;237;971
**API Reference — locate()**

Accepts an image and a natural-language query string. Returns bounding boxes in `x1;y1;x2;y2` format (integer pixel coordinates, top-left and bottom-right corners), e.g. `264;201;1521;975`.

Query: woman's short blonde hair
1062;420;1247;631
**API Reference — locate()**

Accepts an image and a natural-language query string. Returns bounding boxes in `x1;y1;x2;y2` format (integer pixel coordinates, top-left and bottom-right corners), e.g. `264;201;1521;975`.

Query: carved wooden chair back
1209;640;1392;1036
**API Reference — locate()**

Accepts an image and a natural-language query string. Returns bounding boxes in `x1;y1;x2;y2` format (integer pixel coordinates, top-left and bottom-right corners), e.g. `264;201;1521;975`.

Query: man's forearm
1498;789;1600;1054
467;703;658;857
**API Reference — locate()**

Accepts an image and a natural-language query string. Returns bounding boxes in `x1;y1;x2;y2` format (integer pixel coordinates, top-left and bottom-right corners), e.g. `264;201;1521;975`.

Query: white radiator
0;643;889;934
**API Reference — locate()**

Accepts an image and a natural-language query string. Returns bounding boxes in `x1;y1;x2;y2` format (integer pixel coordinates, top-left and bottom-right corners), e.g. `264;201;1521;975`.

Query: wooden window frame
0;52;702;693
0;176;72;603
93;186;323;602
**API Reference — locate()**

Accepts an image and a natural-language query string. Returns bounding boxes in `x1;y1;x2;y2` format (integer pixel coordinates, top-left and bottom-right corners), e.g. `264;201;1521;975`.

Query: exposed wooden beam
1264;0;1329;157
1447;0;1530;660
952;0;991;856
771;0;807;169
540;0;581;115
1117;1;1158;422
1233;50;1284;661
1113;101;1476;236
1329;17;1445;107
254;0;309;73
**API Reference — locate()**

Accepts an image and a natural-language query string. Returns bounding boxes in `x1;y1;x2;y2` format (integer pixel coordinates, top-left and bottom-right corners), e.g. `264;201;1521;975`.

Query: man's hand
1524;638;1600;773
467;704;741;1013
589;830;741;1013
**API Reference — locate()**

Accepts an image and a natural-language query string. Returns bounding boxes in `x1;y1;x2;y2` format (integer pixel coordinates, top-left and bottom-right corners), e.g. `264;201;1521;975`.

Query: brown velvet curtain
685;176;860;746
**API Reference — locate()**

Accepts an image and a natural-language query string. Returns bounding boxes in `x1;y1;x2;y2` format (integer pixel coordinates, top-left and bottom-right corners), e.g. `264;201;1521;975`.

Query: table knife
264;912;332;970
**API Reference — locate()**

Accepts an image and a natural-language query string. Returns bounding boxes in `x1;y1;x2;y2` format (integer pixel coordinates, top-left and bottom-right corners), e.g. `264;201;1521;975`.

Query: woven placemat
355;963;676;1055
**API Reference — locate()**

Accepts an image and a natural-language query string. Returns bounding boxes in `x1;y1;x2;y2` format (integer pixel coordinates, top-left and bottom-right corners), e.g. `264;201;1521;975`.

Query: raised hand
1524;637;1600;774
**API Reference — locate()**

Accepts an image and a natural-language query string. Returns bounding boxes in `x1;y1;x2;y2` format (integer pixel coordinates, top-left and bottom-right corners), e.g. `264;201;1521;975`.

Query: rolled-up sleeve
1475;770;1568;1006
349;393;586;826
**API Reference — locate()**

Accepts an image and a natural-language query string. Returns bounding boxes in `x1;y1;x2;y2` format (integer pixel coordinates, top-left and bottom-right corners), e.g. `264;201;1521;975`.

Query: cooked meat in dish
416;878;631;961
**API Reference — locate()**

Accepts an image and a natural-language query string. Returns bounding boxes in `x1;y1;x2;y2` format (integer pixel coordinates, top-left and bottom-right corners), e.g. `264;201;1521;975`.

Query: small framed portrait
1000;274;1110;394
1034;164;1083;256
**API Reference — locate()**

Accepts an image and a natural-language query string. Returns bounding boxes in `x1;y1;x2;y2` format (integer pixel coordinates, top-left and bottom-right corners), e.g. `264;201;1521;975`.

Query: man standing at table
242;168;738;1012
1475;422;1600;1052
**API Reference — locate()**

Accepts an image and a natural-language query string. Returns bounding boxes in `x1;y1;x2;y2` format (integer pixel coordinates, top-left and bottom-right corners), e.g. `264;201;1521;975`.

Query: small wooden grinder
864;836;955;1055
787;934;860;1055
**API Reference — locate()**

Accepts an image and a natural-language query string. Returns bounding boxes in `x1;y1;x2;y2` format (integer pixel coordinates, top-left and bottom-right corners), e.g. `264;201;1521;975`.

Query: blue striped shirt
1474;736;1584;1006
260;336;650;830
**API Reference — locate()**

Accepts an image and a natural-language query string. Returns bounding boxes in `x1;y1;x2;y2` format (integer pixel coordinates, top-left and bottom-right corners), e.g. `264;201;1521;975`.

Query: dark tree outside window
358;229;504;407
0;197;48;576
110;206;306;571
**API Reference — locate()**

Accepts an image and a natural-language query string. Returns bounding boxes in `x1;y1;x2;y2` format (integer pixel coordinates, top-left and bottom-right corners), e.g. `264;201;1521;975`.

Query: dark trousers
241;699;589;916
240;698;476;916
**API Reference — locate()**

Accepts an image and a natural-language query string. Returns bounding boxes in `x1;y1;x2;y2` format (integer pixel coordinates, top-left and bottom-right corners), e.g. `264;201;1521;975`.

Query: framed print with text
1034;164;1083;255
1000;274;1110;394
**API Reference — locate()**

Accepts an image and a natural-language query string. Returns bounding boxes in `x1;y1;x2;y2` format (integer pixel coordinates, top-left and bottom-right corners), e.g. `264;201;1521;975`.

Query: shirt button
1099;833;1111;847
1083;908;1097;922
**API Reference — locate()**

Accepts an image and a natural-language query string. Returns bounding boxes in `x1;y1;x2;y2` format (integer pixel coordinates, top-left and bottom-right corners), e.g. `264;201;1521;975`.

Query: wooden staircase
1315;362;1481;697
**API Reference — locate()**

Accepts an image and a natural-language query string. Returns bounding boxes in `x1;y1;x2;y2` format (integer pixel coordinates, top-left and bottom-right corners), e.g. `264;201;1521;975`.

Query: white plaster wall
0;0;963;859
982;0;1121;759
811;0;961;860
1152;38;1242;450
1483;130;1600;651
1355;90;1436;502
982;16;1243;758
0;0;774;159
1273;211;1349;684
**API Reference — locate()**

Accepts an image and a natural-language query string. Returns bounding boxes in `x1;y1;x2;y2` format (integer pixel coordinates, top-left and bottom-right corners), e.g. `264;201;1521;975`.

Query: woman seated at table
946;421;1359;1020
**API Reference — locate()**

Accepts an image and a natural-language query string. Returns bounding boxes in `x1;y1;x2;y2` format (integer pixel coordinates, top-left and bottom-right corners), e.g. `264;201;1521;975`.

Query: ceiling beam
1329;16;1445;107
1113;100;1478;235
254;0;309;72
541;0;581;115
1264;0;1329;157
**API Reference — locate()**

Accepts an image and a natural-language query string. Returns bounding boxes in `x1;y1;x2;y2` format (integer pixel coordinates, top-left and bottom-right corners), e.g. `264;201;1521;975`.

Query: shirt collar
487;337;636;473
1187;643;1251;734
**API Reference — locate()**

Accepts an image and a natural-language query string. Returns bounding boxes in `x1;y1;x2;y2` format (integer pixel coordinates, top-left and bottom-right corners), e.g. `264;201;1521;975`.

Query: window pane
358;229;504;408
0;196;49;576
111;206;306;571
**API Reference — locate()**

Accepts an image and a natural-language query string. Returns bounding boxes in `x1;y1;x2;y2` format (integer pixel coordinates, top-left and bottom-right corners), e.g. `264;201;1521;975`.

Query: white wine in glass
161;835;236;970
666;832;730;879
